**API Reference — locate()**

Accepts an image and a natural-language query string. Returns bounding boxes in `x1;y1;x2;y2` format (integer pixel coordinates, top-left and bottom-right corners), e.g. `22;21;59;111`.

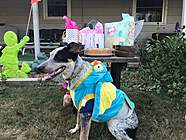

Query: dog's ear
67;42;84;54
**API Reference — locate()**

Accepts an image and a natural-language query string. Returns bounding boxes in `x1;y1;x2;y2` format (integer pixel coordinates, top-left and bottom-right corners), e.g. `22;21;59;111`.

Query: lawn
0;74;185;140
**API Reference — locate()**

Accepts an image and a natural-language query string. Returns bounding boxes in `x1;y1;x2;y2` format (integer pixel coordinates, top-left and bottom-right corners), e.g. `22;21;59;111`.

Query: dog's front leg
69;112;80;134
79;113;92;140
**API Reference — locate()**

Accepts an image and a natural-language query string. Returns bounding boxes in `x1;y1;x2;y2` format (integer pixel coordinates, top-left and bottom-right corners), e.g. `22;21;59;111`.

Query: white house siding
0;0;183;43
0;0;31;41
71;0;131;24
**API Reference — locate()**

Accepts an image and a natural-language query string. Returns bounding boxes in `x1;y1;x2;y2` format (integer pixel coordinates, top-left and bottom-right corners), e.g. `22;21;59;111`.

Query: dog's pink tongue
43;74;52;80
43;68;65;80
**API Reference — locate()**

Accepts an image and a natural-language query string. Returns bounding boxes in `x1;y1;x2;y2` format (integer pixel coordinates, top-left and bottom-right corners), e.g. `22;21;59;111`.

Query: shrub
123;34;186;105
139;34;186;100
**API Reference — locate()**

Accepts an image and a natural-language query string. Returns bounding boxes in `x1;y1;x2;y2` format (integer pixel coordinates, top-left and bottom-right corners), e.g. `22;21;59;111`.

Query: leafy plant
123;34;186;108
140;34;186;99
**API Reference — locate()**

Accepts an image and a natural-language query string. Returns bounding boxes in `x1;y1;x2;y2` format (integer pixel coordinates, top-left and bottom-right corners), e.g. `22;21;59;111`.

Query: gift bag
104;13;135;48
85;33;95;48
62;29;79;43
62;16;79;43
94;34;104;48
79;21;104;49
94;22;104;48
79;27;94;49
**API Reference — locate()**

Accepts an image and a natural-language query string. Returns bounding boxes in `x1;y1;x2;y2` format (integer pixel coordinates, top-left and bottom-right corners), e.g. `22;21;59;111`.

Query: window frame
132;0;168;25
43;0;71;20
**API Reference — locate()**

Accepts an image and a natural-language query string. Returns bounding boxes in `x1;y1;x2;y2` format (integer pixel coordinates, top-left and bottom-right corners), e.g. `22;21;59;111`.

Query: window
43;0;71;19
133;0;167;24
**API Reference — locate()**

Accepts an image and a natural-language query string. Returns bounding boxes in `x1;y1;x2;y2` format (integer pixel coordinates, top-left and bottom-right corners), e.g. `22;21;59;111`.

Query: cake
84;48;113;56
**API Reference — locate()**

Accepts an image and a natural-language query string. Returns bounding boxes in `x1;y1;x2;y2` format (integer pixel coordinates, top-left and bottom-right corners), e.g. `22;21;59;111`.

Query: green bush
122;34;186;104
140;34;186;100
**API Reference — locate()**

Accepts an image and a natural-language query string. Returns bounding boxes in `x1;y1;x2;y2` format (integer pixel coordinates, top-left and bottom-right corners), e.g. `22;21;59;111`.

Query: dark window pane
137;0;163;7
136;0;163;22
47;0;67;17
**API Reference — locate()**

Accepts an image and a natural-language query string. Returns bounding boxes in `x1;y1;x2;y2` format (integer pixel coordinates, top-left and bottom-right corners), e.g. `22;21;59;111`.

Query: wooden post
111;63;127;89
32;3;40;59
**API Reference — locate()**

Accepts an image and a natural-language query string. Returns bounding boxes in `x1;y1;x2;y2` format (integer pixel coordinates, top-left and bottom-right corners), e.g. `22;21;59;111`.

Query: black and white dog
37;42;139;140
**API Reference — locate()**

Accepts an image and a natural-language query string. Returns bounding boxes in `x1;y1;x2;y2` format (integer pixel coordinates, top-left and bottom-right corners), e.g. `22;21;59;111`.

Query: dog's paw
68;125;79;134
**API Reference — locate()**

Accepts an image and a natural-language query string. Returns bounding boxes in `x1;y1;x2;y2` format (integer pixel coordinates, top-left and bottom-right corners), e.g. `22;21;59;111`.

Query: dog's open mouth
44;66;66;80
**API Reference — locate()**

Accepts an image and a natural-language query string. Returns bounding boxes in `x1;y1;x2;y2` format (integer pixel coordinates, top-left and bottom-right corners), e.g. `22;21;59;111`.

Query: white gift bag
79;21;105;49
63;29;79;43
84;33;95;49
94;34;104;48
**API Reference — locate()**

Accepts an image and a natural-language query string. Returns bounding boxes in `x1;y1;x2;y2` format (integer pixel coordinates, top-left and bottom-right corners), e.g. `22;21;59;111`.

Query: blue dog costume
67;57;135;123
65;56;138;139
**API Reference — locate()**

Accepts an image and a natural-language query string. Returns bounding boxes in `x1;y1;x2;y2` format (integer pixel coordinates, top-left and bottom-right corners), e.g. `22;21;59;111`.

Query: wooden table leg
111;63;127;89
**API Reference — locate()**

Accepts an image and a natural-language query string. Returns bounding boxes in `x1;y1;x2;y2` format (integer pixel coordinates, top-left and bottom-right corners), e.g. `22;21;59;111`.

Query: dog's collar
66;56;91;90
65;64;84;81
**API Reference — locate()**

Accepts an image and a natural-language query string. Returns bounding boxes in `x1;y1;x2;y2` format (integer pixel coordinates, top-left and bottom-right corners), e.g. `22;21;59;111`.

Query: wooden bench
22;42;60;55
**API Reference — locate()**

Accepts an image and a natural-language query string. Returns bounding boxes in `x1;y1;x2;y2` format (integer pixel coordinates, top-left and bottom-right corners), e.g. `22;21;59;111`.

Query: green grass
0;81;185;140
0;84;113;140
18;54;35;62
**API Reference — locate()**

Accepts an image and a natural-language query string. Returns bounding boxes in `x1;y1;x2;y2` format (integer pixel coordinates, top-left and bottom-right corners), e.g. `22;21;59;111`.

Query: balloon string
26;5;33;36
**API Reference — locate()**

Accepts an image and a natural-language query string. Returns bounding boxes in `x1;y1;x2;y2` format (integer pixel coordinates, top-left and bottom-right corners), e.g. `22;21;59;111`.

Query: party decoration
63;16;78;29
0;31;31;78
31;0;41;4
105;13;135;48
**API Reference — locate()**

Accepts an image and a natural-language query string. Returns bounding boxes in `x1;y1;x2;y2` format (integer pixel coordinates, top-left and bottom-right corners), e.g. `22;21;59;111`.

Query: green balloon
0;31;31;78
4;31;18;46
